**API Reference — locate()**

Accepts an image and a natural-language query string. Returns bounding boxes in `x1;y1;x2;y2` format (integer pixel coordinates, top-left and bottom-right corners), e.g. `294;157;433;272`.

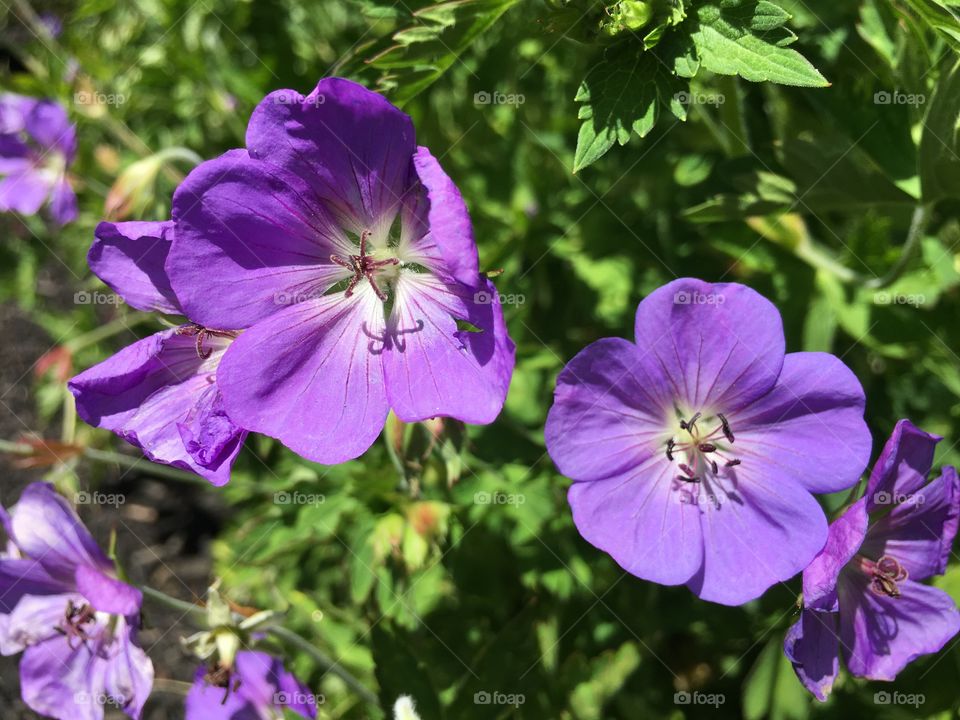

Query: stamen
725;459;741;468
330;228;401;301
678;463;697;480
176;324;236;360
680;412;701;434
868;555;908;598
717;413;735;443
698;443;717;453
665;438;675;461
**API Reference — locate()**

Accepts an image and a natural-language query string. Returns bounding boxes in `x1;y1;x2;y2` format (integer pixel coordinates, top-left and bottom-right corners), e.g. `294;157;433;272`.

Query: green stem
862;204;931;290
140;586;381;709
65;313;153;353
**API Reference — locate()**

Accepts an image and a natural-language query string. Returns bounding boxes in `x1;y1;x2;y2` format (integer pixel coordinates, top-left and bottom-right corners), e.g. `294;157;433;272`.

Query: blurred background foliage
2;0;960;718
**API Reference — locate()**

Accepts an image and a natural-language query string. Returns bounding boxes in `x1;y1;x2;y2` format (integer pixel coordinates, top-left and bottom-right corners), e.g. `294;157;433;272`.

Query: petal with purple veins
865;419;940;512
784;610;841;702
89;221;180;313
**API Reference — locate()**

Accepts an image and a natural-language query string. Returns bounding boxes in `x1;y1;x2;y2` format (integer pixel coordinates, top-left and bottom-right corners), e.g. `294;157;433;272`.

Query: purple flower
185;651;318;719
0;93;77;225
0;483;154;720
785;420;960;700
68;221;247;485
164;78;515;464
545;278;872;605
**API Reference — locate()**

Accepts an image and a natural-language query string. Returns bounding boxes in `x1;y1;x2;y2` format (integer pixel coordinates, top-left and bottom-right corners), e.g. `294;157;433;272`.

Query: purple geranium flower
164;78;515;464
68;220;247;485
545;278;872;605
0;93;77;225
785;419;960;700
0;483;153;720
185;651;318;719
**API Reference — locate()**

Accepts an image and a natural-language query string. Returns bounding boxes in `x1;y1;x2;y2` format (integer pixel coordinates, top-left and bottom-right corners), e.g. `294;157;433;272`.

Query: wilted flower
545;278;872;605
165;77;515;464
185;651;317;719
69;220;247;485
0;483;153;720
0;93;77;225
785;420;960;700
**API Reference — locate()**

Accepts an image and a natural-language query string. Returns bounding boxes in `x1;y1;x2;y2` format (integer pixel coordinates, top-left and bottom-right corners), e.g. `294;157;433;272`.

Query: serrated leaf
691;0;829;86
574;46;685;171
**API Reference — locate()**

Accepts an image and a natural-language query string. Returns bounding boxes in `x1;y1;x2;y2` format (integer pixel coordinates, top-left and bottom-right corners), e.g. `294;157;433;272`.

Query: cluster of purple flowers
0;93;77;225
3;75;952;713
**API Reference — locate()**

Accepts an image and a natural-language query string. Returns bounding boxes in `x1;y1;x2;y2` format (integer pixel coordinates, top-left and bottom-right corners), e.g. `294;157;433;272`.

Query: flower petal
860;466;959;581
0;168;51;215
802;499;869;612
731;352;871;494
545;337;673;482
218;285;389;464
0;592;74;655
68;329;244;486
784;610;840;702
20;635;104;720
88;221;180;313
25;99;75;157
839;574;960;680
101;623;154;720
9;483;111;582
74;564;142;616
567;460;704;587
689;470;828;605
401;147;480;288
185;665;254;719
633;278;785;412
865;419;940;512
246;78;415;234
0;556;64;614
177;384;246;471
169;150;350;328
235;651;318;717
49;176;78;225
384;273;514;425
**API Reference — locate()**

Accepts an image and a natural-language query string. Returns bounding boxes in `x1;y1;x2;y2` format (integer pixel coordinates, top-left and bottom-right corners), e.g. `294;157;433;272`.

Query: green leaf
919;59;960;203
574;45;685;172
691;0;829;86
743;635;810;720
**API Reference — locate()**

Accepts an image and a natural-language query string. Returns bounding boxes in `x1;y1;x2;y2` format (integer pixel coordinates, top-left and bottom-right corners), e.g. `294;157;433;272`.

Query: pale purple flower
785;420;960;700
545;278;872;605
185;651;318;719
68;221;247;485
0;483;153;720
165;78;515;464
0;93;77;225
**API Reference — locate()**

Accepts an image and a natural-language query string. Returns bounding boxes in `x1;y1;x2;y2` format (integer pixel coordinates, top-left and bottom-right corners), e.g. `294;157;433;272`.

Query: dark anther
709;459;719;474
678;463;697;479
177;324;236;360
60;600;96;649
698;443;717;453
330;229;399;301
869;555;908;598
679;412;702;434
718;413;735;443
725;459;741;468
676;474;701;484
205;662;242;705
666;438;675;461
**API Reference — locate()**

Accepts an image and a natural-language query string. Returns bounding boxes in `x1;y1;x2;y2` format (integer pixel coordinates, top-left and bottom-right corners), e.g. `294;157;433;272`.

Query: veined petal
89;221;180;313
0;592;75;655
20;635;106;720
169;150;350;329
546;337;673;482
865;419;940;512
568;459;704;587
74;564;142;616
101;623;154;720
384;273;514;425
860;466;959;582
689;470;828;605
68;329;244;486
839;573;960;680
177;384;246;472
9;483;111;583
731;352;871;494
784;610;841;702
633;278;785;412
218;284;389;464
185;665;252;719
802;499;869;612
0;556;64;615
246;77;415;235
